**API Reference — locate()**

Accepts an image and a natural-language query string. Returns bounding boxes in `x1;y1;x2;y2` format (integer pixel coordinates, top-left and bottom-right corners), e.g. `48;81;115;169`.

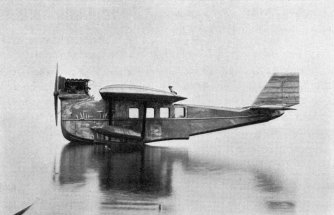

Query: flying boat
53;70;299;147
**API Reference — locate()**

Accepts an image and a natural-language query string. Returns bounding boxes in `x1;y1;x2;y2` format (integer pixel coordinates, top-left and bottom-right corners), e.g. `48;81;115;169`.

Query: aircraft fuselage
60;95;283;144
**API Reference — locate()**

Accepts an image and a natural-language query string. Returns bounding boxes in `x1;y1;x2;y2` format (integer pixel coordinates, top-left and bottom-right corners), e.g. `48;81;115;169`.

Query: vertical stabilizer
253;73;299;107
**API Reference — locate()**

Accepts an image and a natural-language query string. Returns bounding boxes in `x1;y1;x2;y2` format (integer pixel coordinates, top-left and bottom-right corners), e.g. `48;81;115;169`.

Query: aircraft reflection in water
58;143;187;197
56;144;296;213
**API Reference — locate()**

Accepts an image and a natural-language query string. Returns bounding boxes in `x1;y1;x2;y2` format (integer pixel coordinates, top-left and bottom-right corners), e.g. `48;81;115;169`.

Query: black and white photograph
0;0;333;214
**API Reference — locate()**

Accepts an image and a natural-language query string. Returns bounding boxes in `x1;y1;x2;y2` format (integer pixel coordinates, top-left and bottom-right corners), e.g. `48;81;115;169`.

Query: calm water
1;142;298;215
1;118;333;215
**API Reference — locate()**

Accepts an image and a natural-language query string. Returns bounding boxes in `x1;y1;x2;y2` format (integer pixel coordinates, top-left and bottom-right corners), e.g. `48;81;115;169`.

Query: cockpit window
175;107;185;118
160;108;169;118
146;108;154;118
129;108;139;118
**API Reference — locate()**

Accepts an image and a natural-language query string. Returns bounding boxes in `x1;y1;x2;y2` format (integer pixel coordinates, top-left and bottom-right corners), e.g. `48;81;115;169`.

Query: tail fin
253;73;299;107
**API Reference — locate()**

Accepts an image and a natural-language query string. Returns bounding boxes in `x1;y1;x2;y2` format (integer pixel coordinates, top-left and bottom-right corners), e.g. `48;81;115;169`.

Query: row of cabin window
129;107;186;118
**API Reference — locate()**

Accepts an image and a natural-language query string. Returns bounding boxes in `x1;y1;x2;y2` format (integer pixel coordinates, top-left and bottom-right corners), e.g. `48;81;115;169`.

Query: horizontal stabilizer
253;73;299;107
247;105;296;111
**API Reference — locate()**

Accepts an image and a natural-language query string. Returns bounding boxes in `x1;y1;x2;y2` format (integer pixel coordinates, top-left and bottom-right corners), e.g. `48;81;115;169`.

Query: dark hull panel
189;117;271;136
60;96;279;145
91;125;142;140
61;122;94;144
61;121;143;146
188;116;268;136
60;98;109;143
143;116;271;143
144;119;190;142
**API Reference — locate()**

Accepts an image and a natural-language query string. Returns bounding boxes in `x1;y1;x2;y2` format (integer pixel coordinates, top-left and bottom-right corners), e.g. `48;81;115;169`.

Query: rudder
253;73;299;107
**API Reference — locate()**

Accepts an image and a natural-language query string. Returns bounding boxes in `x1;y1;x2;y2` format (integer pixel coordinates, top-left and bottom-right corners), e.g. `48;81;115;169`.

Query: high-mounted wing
99;85;186;103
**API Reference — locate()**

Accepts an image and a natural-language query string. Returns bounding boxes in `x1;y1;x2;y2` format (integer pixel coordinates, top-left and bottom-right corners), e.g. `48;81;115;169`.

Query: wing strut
141;102;147;140
108;98;113;126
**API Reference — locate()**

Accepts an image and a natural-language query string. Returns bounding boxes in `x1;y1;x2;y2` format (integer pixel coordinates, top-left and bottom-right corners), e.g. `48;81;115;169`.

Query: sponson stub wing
249;73;299;110
91;125;142;140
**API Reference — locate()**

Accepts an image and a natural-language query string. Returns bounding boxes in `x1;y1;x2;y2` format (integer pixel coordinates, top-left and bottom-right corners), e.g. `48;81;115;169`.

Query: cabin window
175;107;185;118
129;108;139;118
160;108;169;118
146;108;154;118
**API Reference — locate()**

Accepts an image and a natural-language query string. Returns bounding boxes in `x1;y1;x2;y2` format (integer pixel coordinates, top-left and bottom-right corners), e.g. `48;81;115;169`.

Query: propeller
53;64;59;126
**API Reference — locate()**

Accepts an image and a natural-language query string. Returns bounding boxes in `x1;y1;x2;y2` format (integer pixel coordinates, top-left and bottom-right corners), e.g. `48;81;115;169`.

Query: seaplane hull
54;73;299;146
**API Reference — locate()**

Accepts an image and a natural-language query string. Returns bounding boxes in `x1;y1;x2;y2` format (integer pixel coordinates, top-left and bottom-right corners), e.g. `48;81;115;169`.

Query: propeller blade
54;64;59;126
54;94;58;126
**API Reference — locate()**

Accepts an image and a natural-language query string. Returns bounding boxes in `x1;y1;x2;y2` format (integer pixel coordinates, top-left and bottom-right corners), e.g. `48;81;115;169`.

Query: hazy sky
1;0;333;104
